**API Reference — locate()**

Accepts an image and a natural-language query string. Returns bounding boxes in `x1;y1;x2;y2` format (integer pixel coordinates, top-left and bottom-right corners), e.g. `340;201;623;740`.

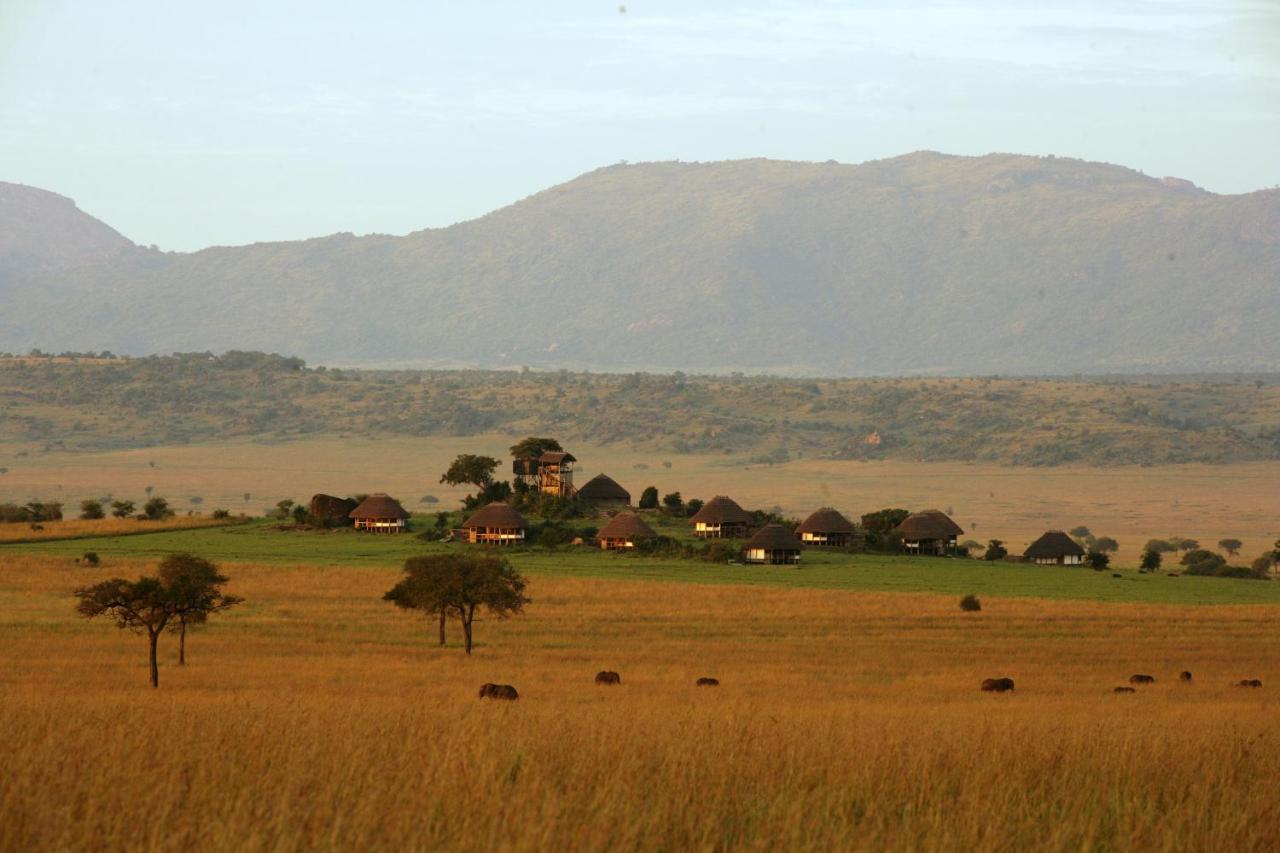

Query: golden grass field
2;554;1279;851
3;435;1278;564
0;515;240;544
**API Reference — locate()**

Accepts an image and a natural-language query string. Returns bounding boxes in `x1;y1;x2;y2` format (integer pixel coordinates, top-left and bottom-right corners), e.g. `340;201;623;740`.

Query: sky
1;0;1277;251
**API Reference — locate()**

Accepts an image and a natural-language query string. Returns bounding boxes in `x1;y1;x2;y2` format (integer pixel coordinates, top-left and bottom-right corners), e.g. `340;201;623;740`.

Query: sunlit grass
2;555;1279;850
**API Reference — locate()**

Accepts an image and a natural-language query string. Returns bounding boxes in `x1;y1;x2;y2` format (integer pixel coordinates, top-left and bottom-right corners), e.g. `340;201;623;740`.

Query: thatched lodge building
577;473;631;512
348;493;410;533
796;507;857;547
1024;530;1086;565
596;512;657;550
895;509;963;556
689;496;752;539
460;502;528;545
742;524;803;565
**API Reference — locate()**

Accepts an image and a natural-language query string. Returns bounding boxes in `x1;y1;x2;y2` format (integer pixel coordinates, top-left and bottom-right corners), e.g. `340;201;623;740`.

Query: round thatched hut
689;495;752;539
348;493;410;533
742;524;803;565
596;511;657;550
1024;530;1086;565
895;509;963;556
577;473;631;512
796;507;856;547
461;502;528;545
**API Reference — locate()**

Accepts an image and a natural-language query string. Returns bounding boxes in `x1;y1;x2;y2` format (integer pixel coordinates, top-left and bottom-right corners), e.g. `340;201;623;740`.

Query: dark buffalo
696;677;720;687
1235;679;1263;688
1113;686;1136;694
1129;674;1155;684
981;677;1015;693
594;671;621;686
479;683;519;700
1179;671;1193;683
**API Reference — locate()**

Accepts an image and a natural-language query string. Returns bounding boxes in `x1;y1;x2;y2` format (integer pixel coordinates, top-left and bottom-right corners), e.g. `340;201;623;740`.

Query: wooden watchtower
513;450;577;497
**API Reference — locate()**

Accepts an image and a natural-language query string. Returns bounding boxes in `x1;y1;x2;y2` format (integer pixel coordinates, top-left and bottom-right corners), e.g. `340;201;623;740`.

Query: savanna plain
4;363;1280;851
3;545;1280;852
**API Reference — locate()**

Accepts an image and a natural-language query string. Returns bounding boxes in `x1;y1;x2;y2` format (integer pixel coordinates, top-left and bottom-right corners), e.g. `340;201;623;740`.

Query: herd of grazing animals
478;672;721;699
478;668;1265;700
980;669;1264;697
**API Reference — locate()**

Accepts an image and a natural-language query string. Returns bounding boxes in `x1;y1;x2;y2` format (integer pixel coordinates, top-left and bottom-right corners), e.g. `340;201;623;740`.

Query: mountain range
2;152;1277;374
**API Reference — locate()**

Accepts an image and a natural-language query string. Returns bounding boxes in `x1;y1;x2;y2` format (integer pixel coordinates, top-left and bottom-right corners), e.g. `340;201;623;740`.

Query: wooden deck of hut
796;507;856;547
348;493;410;533
596;511;656;550
742;524;803;565
895;509;964;556
577;473;631;512
460;502;528;545
1024;530;1086;565
689;495;752;539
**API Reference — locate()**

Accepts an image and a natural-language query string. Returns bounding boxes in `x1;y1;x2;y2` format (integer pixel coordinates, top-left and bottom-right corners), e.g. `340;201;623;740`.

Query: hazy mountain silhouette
2;152;1277;374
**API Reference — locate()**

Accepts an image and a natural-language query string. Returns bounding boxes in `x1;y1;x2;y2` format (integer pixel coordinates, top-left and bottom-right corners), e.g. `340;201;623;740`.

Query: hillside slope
2;153;1278;374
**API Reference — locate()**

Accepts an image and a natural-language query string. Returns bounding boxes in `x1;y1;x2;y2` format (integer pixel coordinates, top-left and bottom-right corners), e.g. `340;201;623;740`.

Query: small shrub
211;509;231;520
959;594;981;612
82;552;100;566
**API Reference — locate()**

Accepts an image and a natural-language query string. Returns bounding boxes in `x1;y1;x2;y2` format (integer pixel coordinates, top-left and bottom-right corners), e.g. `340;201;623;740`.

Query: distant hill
1;353;1278;465
2;153;1278;374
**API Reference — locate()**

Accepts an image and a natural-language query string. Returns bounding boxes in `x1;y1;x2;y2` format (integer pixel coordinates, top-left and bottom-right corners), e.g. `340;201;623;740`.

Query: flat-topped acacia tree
157;553;242;666
75;576;176;688
384;554;530;654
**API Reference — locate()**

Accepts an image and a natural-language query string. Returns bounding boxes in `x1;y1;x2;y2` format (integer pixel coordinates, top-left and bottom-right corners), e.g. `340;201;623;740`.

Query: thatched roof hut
742;524;803;565
796;507;856;546
597;512;657;550
689;495;752;538
1024;530;1086;565
895;509;963;556
460;502;528;545
348;493;410;533
577;473;631;509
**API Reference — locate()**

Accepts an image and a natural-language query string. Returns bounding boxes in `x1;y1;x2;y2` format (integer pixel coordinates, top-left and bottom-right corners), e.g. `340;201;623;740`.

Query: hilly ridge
2;152;1277;375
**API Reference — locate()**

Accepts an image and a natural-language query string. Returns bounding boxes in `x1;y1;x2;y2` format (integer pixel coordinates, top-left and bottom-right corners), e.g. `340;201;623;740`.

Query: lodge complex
321;443;1095;566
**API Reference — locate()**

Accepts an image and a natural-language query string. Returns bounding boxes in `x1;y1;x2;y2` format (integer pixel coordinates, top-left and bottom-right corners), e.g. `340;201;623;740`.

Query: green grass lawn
4;517;1278;606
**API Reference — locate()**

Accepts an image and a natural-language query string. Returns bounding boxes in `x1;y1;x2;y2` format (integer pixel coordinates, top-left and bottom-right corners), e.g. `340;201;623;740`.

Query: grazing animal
980;677;1015;693
1235;679;1263;689
1113;686;1136;694
696;677;720;687
594;670;621;686
478;683;519;700
1179;671;1193;683
1129;674;1155;684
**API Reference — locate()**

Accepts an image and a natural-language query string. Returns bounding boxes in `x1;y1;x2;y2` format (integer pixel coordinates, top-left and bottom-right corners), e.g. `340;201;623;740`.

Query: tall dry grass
1;555;1278;851
0;516;238;544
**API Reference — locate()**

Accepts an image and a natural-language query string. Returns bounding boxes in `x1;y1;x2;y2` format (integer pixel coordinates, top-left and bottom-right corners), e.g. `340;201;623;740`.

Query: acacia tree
384;554;530;654
508;437;562;459
1092;536;1119;555
983;539;1008;561
1218;538;1243;557
75;576;177;687
441;455;499;490
79;499;105;520
111;499;135;519
157;553;242;666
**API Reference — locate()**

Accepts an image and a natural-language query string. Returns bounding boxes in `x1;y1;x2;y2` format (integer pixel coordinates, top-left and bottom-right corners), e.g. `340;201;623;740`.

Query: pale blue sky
2;0;1277;250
